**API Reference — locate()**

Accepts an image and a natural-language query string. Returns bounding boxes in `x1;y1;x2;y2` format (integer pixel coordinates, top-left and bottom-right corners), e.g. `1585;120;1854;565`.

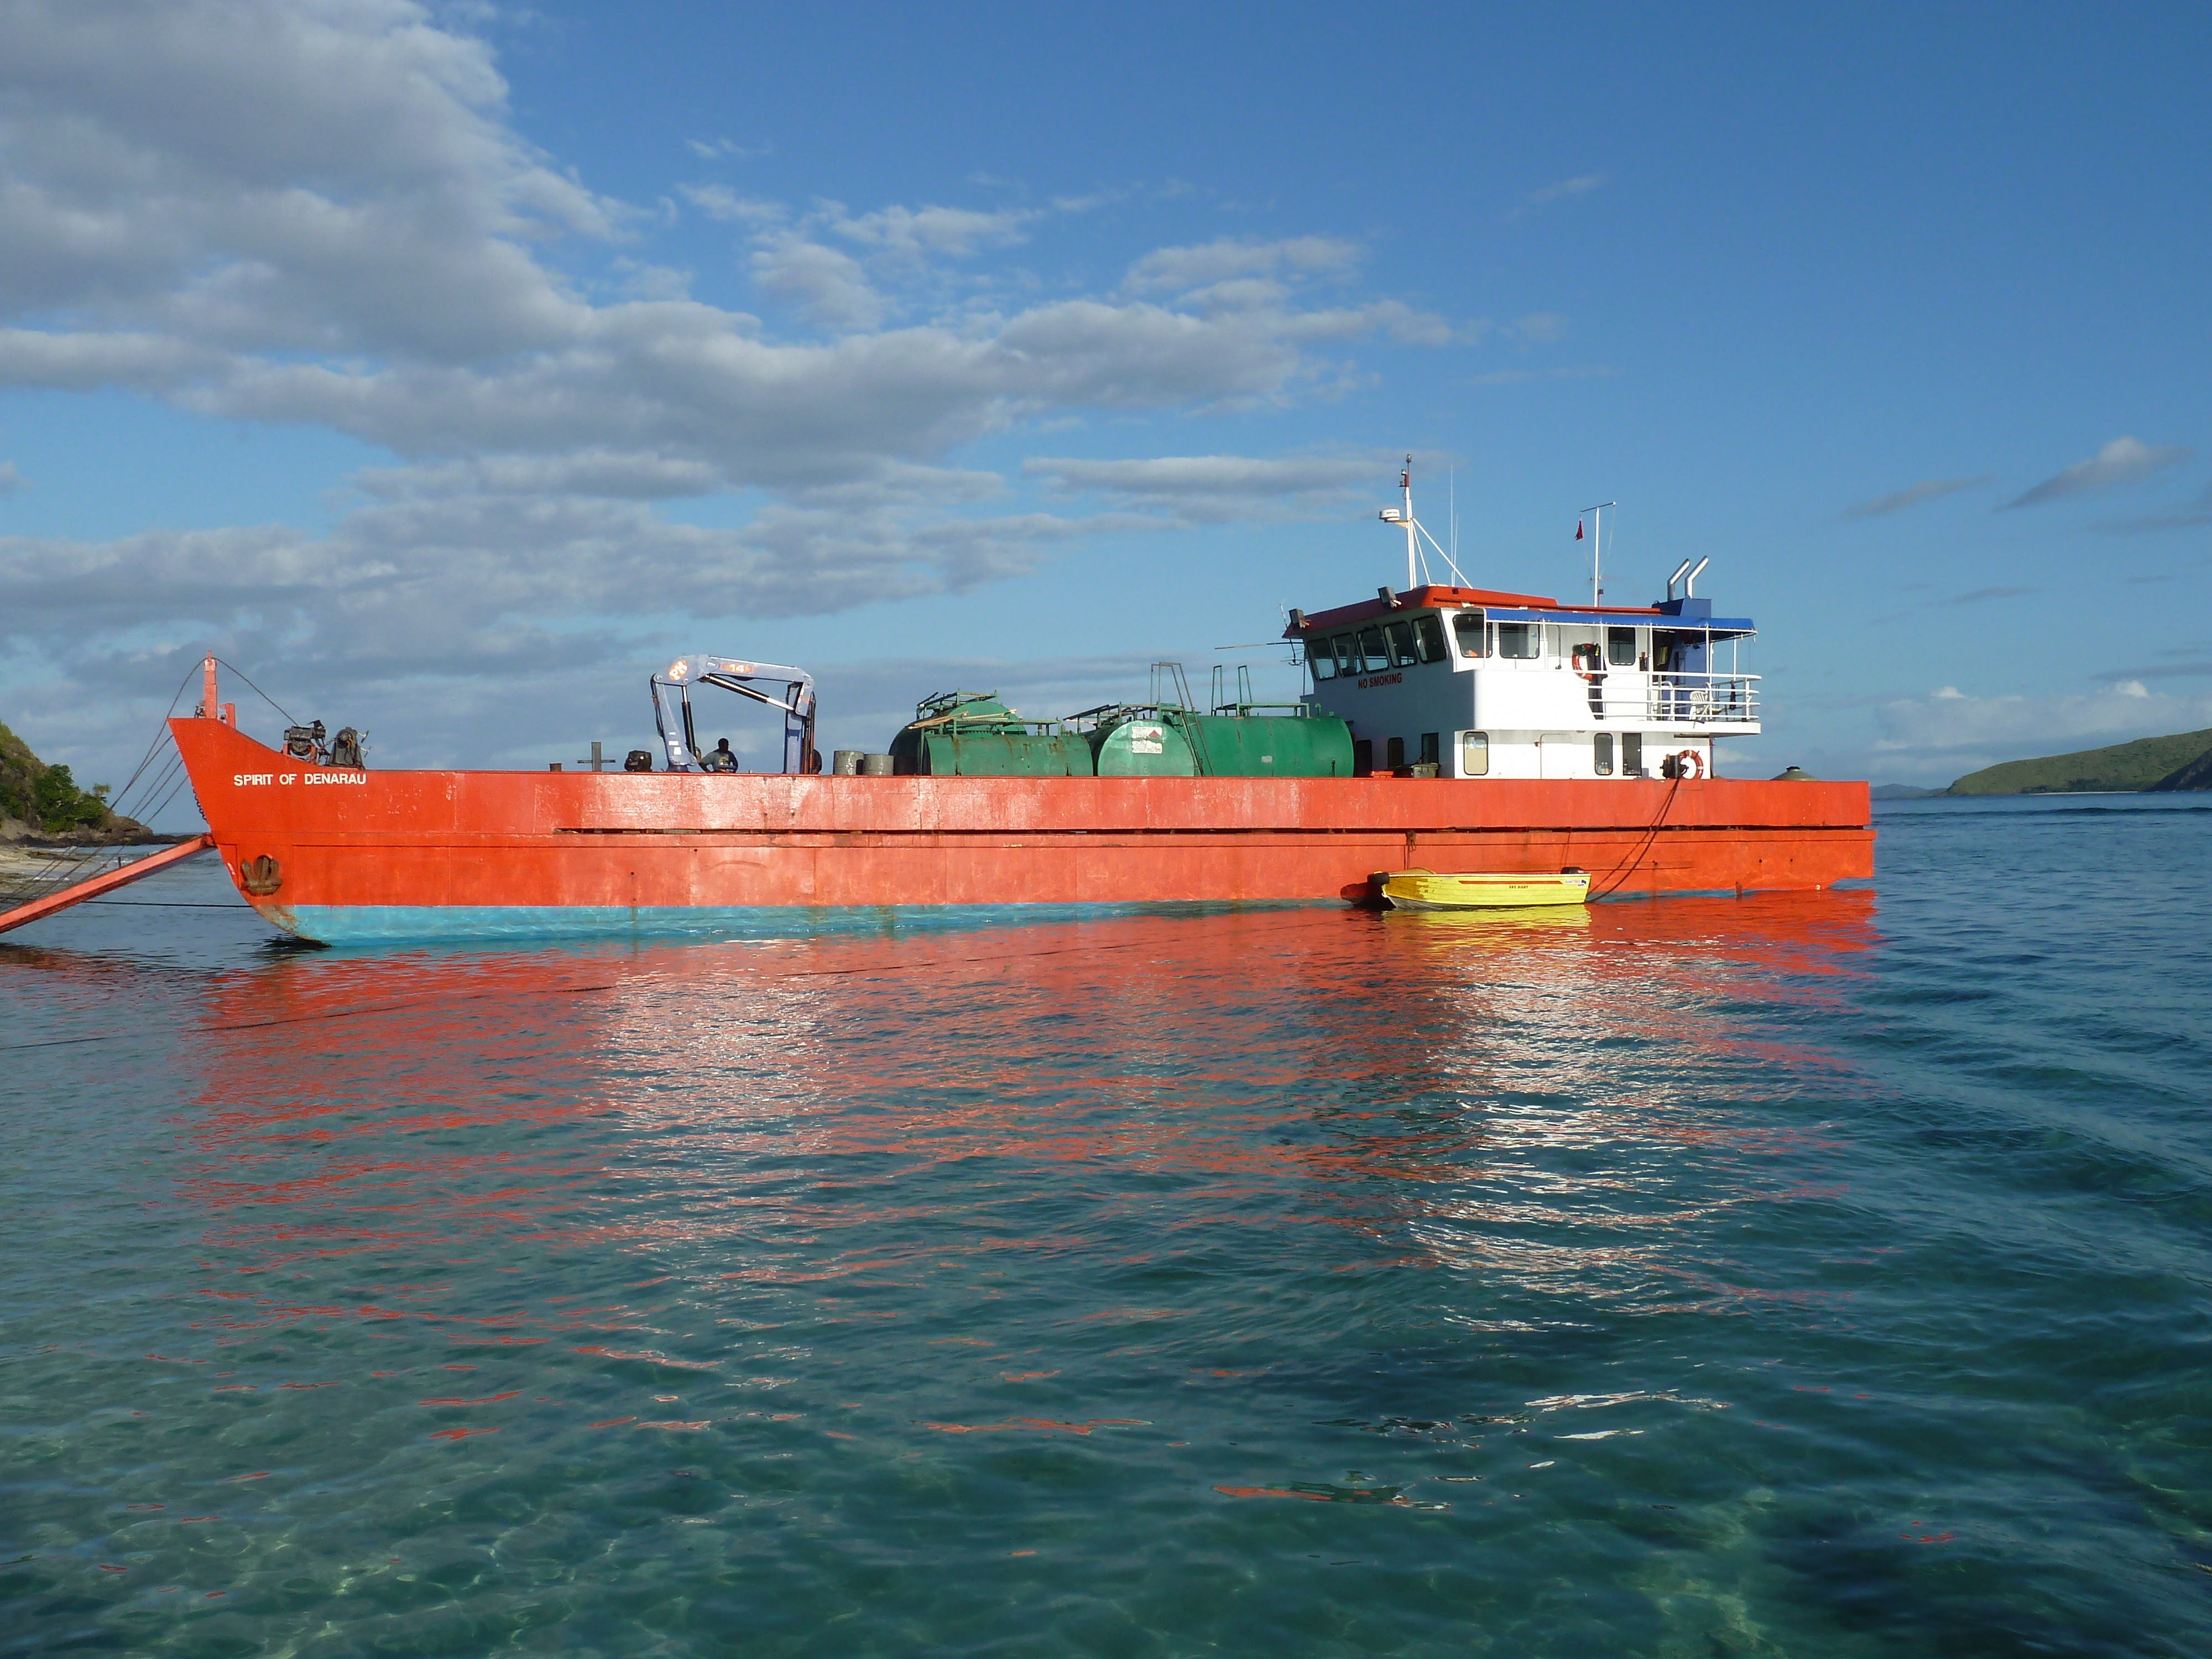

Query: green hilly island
0;719;148;841
1945;727;2212;795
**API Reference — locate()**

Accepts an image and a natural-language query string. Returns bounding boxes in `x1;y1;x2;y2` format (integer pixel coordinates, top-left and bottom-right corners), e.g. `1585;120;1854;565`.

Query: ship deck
173;719;1872;944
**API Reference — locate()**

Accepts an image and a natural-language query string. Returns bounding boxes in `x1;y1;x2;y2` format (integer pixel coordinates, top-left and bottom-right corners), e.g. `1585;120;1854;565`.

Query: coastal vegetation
1945;727;2212;795
0;721;144;839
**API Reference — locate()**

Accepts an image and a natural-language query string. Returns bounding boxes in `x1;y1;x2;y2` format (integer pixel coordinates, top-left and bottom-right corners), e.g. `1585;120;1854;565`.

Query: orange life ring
1672;749;1705;780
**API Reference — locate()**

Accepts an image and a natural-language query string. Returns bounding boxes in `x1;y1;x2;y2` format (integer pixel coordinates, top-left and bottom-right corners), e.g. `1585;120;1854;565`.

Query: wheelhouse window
1452;610;1486;658
1594;732;1615;775
1386;619;1419;667
1459;731;1489;776
1414;613;1448;663
1608;627;1639;667
1358;627;1390;673
1308;638;1338;679
1496;622;1540;660
1333;635;1360;677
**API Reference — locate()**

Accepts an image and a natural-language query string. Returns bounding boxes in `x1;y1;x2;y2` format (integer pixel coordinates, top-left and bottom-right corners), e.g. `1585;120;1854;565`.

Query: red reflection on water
923;1418;1145;1436
1212;1484;1417;1506
103;890;1880;1335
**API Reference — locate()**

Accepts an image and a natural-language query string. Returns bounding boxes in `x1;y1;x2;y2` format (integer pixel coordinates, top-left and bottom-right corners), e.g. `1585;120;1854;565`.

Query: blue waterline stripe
274;899;1335;947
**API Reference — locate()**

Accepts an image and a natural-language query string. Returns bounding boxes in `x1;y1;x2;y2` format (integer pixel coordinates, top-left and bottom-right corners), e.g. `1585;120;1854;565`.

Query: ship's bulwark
173;718;1874;945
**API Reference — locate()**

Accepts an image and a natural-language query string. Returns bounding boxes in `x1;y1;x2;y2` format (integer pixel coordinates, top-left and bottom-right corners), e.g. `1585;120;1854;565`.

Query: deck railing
1589;672;1761;726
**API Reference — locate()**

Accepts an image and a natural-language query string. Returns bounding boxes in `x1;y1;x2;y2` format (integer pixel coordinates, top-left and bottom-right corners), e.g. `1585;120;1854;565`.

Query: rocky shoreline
0;838;201;906
0;817;189;849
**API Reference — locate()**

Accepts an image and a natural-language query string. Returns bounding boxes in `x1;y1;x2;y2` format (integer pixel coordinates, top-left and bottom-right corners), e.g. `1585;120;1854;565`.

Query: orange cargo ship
169;706;1870;945
9;467;1869;946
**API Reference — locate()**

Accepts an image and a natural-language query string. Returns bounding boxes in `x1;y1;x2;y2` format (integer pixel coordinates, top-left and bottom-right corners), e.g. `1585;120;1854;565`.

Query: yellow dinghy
1376;869;1592;910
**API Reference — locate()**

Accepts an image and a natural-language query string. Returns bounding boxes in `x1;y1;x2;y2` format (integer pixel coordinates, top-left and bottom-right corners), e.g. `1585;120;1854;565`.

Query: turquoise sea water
4;796;2210;1657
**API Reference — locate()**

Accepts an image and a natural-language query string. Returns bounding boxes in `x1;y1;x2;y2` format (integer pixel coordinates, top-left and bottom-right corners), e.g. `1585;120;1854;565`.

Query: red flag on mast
1575;520;1584;540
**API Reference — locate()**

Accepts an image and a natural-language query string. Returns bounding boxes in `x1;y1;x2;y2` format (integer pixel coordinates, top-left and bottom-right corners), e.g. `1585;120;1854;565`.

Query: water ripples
4;803;2211;1655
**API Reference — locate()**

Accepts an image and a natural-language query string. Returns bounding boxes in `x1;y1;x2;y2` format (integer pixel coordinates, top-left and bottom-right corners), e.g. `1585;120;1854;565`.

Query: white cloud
0;326;222;388
0;491;1159;684
1284;299;1463;347
0;460;22;494
350;450;728;500
748;234;888;330
1872;681;2212;773
0;0;1471;789
1839;476;1992;519
129;295;1384;486
609;259;692;302
0;1;1459;484
0;0;620;362
823;202;1035;260
679;184;786;226
1124;236;1363;295
780;462;1006;509
2003;436;2193;509
685;137;768;162
1024;452;1380;521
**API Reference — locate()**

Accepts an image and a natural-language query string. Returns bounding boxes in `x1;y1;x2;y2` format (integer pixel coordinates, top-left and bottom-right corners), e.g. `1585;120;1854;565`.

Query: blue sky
3;0;2208;812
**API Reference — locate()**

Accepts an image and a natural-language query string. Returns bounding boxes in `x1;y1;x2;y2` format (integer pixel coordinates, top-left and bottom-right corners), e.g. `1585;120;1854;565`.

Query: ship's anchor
239;854;283;896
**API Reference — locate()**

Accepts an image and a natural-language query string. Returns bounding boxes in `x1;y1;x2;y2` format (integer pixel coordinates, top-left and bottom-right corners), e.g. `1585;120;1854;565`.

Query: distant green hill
1948;727;2212;795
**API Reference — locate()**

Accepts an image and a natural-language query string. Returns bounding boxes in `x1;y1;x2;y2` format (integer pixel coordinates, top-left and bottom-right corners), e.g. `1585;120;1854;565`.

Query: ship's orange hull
173;718;1873;944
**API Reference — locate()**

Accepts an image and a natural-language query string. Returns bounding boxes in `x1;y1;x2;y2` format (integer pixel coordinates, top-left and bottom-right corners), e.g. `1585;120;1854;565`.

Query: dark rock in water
2152;748;2212;792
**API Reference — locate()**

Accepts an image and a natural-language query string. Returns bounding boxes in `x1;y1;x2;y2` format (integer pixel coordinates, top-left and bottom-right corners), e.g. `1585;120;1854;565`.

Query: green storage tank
1176;712;1353;778
889;691;1095;777
913;730;1094;776
1091;714;1197;776
1084;708;1352;778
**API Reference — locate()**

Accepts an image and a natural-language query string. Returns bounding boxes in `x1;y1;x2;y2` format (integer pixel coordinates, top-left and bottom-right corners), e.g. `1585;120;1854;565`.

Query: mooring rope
213;657;299;731
3;661;208;906
1590;773;1686;900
